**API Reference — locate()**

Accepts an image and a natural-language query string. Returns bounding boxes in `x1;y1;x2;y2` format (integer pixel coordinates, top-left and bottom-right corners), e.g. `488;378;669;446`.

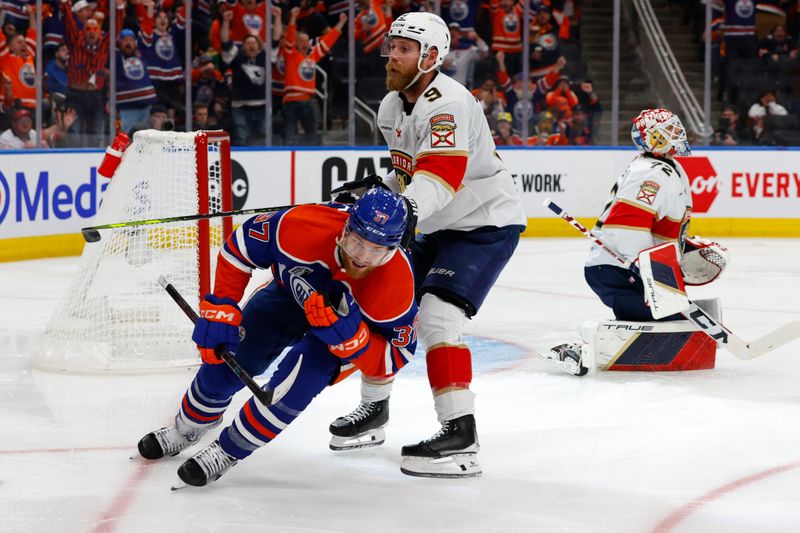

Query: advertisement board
1;146;798;262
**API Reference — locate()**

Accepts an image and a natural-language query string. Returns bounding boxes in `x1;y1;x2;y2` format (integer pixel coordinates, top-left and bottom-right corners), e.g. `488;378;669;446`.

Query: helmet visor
380;35;420;59
338;227;396;267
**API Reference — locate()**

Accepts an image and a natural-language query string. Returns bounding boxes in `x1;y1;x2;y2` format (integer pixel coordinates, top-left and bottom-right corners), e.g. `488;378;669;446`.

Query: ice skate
538;342;589;376
177;440;238;487
138;415;222;460
400;414;482;478
329;399;389;450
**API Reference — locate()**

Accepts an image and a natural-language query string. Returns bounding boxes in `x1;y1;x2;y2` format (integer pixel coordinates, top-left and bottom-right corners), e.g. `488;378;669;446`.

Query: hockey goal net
35;130;233;373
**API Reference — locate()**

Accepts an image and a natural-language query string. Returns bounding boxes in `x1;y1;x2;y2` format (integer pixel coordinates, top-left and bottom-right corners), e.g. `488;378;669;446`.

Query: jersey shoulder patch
276;205;347;265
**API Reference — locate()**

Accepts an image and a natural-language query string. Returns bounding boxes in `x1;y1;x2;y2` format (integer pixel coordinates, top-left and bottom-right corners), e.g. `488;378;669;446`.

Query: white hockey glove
680;237;729;286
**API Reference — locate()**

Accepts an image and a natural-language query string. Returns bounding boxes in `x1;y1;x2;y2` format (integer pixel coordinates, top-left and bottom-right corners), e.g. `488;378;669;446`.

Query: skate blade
400;453;482;478
170;482;188;491
329;428;386;451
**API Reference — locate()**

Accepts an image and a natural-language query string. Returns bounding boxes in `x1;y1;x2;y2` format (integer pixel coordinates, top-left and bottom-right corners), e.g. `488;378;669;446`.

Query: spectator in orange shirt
354;0;392;75
0;5;36;110
489;0;523;76
281;7;346;145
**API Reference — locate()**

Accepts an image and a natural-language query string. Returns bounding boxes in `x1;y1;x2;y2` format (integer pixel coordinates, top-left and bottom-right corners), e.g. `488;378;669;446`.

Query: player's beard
386;62;418;92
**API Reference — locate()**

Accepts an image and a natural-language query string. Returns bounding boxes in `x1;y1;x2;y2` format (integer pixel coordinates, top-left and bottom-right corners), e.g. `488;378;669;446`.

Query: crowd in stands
680;0;800;146
0;0;595;148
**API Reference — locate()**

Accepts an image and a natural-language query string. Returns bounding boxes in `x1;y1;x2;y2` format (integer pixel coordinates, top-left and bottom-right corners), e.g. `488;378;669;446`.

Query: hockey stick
81;203;316;243
158;276;274;406
542;198;800;359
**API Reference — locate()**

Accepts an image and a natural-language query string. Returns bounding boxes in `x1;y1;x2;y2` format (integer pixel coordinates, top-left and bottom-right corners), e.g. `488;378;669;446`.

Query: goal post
34;130;233;373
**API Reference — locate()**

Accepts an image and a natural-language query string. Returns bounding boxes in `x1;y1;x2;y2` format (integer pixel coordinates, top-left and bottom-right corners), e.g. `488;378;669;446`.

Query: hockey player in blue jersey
137;188;418;487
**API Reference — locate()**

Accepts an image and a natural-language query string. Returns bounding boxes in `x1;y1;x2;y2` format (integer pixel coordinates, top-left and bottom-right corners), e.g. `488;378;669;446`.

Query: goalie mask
380;12;450;85
339;188;408;267
631;108;691;157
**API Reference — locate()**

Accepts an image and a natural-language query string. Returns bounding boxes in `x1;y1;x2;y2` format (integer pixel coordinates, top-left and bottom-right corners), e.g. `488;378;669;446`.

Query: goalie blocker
539;298;721;375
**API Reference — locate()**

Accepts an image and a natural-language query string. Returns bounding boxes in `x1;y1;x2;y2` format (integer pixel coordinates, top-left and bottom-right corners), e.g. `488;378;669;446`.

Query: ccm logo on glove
192;294;243;364
304;291;370;359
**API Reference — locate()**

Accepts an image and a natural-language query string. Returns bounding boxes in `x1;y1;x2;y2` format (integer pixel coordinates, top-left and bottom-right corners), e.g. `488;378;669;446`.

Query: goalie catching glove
304;291;370;360
681;237;729;286
192;295;243;364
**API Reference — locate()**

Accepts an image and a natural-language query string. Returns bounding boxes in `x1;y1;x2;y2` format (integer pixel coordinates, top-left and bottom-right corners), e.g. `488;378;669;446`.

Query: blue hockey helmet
347;187;408;249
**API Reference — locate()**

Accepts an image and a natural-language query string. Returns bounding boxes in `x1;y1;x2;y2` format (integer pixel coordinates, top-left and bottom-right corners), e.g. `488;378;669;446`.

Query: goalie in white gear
328;11;526;478
540;109;729;375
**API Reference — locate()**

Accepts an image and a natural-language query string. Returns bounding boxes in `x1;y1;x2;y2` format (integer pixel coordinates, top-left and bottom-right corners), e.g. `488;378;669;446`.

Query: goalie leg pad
589;319;716;371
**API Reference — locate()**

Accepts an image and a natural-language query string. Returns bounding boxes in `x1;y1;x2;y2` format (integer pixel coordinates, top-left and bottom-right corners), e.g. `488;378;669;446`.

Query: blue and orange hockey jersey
213;203;418;379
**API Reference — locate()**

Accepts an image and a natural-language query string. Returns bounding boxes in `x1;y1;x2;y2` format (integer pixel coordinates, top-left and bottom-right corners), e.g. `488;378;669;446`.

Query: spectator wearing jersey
440;0;480;33
489;0;523;77
139;0;186;119
281;7;345;145
116;28;158;134
45;42;69;107
354;0;392;76
568;104;594;145
1;0;34;32
192;53;228;127
528;6;560;67
211;0;271;50
0;11;37;111
758;24;798;64
544;75;578;117
221;9;268;145
0;106;77;149
495;50;564;131
720;0;758;60
61;0;125;146
442;21;489;89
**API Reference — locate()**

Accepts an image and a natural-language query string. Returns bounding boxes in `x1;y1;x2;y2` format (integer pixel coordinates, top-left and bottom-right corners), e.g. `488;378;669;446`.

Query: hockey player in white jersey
540;108;729;375
329;11;526;478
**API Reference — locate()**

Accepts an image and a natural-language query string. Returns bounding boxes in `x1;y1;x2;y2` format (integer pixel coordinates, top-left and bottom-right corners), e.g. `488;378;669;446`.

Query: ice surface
1;238;799;533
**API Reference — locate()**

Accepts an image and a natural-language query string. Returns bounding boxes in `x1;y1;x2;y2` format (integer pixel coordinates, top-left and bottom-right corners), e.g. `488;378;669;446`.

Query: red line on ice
92;460;154;533
652;460;800;532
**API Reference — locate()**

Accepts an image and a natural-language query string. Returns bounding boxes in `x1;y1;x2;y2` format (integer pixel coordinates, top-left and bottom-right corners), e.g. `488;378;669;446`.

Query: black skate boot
400;414;482;478
177;440;238;487
329;399;389;450
138;416;222;460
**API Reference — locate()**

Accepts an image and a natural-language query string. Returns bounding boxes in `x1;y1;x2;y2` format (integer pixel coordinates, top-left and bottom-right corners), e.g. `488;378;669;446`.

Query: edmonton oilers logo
503;13;518;33
243;13;263;31
123;56;146;80
449;0;469;21
276;55;285;74
0;171;10;225
20;63;36;87
734;0;754;18
363;10;378;28
299;59;315;81
155;34;174;60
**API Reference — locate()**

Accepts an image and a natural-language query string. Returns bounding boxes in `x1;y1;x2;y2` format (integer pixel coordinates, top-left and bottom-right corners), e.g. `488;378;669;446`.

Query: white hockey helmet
630;108;691;157
381;11;451;72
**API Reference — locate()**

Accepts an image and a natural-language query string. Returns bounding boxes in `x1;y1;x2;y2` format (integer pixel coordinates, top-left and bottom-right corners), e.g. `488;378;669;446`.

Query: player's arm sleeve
350;307;419;378
401;99;470;221
381;170;401;194
601;173;675;262
213;211;283;300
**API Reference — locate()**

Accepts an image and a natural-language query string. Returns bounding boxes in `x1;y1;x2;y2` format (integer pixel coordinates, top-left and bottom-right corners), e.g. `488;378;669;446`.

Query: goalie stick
81;203;318;243
542;198;800;360
159;276;302;407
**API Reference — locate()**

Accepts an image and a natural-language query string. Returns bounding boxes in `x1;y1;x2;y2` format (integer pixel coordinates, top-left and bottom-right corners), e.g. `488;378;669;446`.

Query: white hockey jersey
377;72;526;234
586;154;692;268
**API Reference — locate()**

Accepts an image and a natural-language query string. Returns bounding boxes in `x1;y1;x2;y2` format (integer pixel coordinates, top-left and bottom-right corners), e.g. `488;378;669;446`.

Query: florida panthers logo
155;34;174;61
503;13;519;33
449;0;469;22
429;114;457;147
123;56;146;80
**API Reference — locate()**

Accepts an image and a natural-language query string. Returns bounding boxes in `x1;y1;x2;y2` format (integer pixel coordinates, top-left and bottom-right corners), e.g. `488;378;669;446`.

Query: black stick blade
82;227;102;243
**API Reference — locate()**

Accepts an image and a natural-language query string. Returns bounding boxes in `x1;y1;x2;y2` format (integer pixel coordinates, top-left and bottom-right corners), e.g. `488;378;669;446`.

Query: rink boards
1;146;799;261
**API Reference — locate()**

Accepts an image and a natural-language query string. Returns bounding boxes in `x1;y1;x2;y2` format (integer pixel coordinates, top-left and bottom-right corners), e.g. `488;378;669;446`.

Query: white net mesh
35;130;229;373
